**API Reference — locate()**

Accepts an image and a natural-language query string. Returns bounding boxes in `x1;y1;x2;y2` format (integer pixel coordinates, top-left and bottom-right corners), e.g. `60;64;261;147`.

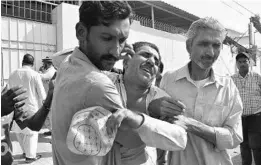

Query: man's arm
15;75;55;131
35;74;46;103
173;83;243;150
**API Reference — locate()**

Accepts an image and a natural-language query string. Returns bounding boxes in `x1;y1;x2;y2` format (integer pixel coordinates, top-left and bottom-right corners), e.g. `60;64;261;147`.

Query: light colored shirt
8;66;46;134
231;71;261;116
160;63;243;165
40;65;56;92
52;47;186;165
105;73;187;165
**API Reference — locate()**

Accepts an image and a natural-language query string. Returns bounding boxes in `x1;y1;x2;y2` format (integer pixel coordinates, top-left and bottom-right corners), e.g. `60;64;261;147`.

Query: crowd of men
1;1;261;165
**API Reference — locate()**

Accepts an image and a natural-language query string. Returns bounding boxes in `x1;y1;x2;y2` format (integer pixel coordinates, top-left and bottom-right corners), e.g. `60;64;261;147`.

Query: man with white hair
160;17;243;165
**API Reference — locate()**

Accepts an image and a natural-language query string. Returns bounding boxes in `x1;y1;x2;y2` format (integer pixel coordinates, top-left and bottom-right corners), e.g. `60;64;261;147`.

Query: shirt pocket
205;104;227;127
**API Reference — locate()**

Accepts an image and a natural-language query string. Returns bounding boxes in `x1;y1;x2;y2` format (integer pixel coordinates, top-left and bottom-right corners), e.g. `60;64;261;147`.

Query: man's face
236;57;250;72
84;18;130;71
126;45;160;85
188;29;223;70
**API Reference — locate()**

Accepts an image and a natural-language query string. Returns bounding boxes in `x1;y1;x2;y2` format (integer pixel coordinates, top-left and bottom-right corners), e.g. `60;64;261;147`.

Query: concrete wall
1;17;56;81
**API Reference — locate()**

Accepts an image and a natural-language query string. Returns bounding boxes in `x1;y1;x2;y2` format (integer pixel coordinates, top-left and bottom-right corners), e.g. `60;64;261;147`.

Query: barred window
1;0;79;24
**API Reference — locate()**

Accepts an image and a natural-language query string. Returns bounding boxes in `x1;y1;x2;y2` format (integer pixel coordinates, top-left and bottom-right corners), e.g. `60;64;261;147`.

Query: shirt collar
175;62;225;87
236;71;252;78
22;65;33;70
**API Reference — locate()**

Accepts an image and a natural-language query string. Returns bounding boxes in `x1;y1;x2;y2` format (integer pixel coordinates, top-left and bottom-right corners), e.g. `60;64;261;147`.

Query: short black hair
236;52;249;61
132;41;161;63
158;61;164;73
22;54;34;66
79;1;133;30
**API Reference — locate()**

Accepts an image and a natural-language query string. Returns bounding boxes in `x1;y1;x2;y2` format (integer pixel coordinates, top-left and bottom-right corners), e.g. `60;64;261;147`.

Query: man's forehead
136;45;159;57
195;29;223;43
99;19;130;37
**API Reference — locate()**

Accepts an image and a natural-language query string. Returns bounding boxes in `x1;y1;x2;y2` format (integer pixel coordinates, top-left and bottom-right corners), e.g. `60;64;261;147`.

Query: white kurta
8;66;46;134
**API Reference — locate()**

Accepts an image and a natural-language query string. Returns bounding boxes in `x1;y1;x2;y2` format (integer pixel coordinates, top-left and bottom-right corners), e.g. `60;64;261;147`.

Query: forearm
122;110;144;129
27;93;52;131
186;119;216;145
136;114;187;151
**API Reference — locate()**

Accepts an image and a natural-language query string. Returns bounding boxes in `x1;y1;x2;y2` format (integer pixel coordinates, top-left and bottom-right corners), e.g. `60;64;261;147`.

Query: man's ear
186;39;192;54
76;22;88;42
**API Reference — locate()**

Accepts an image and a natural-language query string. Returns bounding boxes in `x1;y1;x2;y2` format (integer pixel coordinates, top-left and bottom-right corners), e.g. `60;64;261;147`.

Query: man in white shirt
8;54;46;163
39;57;56;93
160;17;243;165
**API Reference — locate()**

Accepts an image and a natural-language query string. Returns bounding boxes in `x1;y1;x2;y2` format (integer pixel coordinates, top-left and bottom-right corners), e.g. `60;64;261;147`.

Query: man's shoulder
214;73;237;88
150;85;170;98
162;67;184;82
56;69;114;92
251;72;261;77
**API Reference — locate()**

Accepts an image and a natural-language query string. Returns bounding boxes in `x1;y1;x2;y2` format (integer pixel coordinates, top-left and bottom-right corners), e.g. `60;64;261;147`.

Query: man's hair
186;17;227;43
132;41;161;63
22;54;34;66
79;1;133;30
158;61;164;74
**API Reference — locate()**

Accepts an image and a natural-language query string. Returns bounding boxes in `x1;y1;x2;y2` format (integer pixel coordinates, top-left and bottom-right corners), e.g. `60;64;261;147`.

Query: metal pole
151;6;155;29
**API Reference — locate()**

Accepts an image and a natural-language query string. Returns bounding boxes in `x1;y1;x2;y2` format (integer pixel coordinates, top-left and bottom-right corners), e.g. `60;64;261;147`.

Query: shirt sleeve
35;74;46;104
213;80;243;150
137;87;187;151
83;72;124;112
135;114;187;151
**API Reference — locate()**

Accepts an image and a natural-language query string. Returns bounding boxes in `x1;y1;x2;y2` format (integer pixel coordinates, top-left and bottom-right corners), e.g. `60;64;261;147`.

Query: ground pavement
11;129;254;165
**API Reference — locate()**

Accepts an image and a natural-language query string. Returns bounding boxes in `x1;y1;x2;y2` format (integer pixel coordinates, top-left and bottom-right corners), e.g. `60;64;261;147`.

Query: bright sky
163;0;261;46
164;0;261;33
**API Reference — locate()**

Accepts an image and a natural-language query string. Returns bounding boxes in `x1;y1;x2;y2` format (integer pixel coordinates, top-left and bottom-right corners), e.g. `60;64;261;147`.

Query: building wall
1;16;56;81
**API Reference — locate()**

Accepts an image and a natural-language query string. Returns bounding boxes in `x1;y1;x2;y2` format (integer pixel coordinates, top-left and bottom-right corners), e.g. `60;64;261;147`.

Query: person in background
39;57;56;136
39;56;56;92
8;54;46;163
160;17;243;165
231;52;261;165
1;78;54;165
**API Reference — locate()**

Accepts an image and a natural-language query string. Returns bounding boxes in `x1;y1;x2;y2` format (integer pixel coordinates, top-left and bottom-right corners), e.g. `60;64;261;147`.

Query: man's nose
109;45;121;59
146;57;156;66
206;45;215;56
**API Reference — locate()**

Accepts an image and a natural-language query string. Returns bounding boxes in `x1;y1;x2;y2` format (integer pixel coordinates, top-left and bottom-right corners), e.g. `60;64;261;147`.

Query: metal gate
1;16;56;82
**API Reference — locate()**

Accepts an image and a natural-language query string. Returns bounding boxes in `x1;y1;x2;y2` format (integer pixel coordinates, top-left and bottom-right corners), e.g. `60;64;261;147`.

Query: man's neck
123;75;150;99
239;70;249;78
189;62;211;81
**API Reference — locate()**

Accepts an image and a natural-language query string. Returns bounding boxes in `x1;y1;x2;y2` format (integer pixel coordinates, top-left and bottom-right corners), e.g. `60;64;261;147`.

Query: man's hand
1;85;27;116
120;42;135;60
106;109;128;137
148;97;186;118
172;115;217;144
106;108;144;137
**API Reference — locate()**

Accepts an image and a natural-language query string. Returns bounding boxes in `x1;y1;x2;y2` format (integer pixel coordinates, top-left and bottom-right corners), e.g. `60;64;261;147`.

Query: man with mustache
160;17;243;165
51;1;186;165
100;41;187;165
231;52;261;165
